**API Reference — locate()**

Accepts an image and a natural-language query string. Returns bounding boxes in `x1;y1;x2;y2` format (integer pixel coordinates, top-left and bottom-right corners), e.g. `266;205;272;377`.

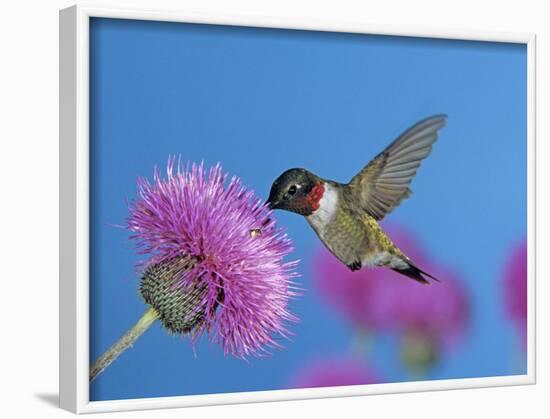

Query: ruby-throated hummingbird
266;115;447;284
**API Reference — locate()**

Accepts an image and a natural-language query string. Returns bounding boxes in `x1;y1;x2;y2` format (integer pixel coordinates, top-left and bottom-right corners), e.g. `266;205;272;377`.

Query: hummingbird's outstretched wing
348;114;447;220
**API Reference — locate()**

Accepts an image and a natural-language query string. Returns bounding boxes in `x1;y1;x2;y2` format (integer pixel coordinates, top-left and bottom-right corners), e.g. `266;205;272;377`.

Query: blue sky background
89;18;527;401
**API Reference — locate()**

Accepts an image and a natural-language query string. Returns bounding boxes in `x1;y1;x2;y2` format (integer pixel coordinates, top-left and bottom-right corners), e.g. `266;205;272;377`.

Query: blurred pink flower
502;239;527;346
289;357;381;388
313;223;469;352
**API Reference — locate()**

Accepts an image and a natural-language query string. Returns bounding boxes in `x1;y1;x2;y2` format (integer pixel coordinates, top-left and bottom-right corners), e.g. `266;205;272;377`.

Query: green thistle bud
139;255;207;335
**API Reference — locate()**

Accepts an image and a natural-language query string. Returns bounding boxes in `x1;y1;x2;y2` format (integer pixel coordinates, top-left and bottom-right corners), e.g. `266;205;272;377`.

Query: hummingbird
266;115;447;284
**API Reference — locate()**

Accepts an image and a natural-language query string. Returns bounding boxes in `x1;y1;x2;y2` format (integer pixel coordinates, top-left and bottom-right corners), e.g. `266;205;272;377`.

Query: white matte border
59;4;536;414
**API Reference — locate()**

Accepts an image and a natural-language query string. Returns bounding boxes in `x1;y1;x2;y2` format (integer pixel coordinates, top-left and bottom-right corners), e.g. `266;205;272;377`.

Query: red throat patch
306;183;325;211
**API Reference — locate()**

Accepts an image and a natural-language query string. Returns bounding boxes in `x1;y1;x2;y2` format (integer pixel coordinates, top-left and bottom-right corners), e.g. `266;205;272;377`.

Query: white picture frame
59;4;536;414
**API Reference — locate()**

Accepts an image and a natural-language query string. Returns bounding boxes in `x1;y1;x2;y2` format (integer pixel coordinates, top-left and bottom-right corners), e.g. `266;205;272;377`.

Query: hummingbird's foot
347;261;362;271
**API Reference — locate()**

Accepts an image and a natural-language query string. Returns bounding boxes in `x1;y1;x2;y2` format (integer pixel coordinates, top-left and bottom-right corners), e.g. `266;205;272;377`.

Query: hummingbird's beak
266;193;279;210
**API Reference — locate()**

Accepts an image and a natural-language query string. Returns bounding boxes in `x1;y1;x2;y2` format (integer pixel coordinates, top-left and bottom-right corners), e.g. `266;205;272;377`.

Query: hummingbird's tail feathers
392;262;440;285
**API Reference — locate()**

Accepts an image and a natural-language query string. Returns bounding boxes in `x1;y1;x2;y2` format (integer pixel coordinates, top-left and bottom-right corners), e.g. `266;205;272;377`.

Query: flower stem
350;328;372;357
90;306;159;382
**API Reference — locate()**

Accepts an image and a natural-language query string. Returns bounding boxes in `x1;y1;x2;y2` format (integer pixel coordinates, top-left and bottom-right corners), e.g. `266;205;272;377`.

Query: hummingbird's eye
287;185;298;196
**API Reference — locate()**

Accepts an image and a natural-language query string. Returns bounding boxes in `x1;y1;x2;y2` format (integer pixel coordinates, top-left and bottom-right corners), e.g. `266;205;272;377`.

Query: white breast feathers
306;183;339;233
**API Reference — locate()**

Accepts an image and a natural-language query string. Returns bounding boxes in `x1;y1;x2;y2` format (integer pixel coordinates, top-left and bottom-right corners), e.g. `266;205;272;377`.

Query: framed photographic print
59;4;536;414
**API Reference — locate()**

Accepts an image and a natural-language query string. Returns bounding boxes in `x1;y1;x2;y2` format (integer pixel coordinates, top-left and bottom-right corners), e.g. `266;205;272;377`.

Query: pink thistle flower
502;239;527;347
313;224;469;353
126;158;300;358
289;357;381;389
396;264;468;350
